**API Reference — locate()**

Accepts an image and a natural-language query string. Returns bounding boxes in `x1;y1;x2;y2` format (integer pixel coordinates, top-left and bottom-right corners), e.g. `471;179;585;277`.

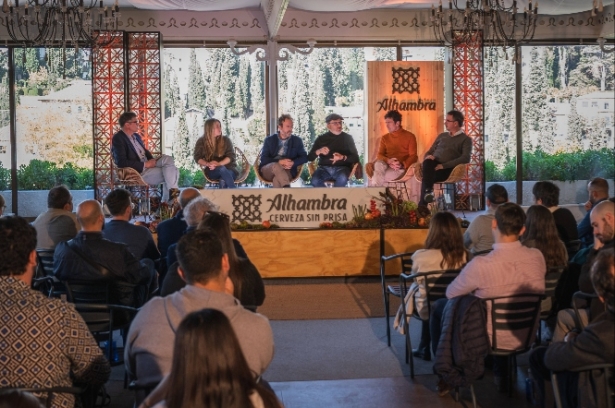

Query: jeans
311;166;350;187
205;166;236;189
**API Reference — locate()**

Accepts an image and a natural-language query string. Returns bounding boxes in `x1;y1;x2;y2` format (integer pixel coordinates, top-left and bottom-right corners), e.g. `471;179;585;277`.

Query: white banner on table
200;187;386;228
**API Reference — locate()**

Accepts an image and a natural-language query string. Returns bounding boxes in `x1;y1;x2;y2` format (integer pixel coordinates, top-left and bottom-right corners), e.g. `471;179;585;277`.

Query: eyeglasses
329;120;343;126
127;121;139;124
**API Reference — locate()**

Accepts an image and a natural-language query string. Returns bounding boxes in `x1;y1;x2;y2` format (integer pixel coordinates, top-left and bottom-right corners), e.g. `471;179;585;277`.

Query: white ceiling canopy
125;0;261;11
287;0;614;15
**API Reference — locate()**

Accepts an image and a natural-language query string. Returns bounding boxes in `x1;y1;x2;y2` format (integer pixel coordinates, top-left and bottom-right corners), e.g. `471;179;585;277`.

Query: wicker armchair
202;147;251;187
415;162;468;209
253;151;304;187
365;161;417;200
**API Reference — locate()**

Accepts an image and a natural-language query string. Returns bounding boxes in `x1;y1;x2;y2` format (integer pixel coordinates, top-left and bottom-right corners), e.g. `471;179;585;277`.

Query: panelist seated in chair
307;113;359;188
370;109;417;187
259;114;308;188
529;249;614;408
53;200;157;308
418;109;472;206
194;118;238;189
112;111;179;202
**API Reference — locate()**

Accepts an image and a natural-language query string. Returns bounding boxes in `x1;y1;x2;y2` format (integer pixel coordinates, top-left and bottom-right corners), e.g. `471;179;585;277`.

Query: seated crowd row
0;175;613;407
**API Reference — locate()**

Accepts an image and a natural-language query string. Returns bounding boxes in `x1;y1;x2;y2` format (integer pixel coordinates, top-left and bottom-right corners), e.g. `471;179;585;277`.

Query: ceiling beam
261;0;289;39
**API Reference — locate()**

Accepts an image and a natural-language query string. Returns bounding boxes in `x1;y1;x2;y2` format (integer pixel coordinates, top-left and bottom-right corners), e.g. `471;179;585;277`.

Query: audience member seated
53;200;157;307
102;188;160;262
259;114;308;188
394;211;468;362
156;187;200;267
125;229;274;393
430;203;546;395
532;181;579;246
0;216;110;408
31;185;79;251
529;249;614;408
521;205;568;269
577;177;609;247
162;211;265;311
553;200;614;342
165;197;219;268
194;118;238;189
464;183;508;254
138;309;283;408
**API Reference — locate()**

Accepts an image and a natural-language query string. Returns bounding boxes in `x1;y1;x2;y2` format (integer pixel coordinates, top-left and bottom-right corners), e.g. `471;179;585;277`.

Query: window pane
162;48;265;187
0;48;10;214
14;48;94;217
521;45;614;205
484;47;517;194
277;47;396;185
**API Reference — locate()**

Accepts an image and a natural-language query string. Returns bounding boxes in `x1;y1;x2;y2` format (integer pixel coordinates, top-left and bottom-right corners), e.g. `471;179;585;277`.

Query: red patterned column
93;31;125;200
127;32;162;156
453;31;484;210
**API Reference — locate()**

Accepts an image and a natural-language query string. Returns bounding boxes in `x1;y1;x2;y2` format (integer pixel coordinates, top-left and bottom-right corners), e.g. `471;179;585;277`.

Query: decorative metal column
452;31;485;210
93;31;125;200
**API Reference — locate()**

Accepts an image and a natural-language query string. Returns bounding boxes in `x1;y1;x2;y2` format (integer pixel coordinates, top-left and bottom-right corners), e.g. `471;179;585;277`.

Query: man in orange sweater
371;110;418;186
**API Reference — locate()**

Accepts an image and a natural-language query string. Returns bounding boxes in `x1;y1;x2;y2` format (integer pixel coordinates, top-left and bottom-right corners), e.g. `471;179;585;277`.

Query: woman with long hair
521;205;568;269
394;211;468;361
145;309;282;408
194;118;238;189
199;211;265;311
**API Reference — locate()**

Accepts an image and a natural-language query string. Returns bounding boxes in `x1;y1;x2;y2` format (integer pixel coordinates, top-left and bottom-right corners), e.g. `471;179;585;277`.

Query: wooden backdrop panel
367;61;444;164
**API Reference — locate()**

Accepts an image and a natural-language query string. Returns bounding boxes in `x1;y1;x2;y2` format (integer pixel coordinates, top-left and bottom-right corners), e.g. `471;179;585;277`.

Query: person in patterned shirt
0;216;110;408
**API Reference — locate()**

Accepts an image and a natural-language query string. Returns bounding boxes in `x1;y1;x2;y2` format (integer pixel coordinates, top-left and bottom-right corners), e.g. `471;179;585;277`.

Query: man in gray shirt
464;184;508;254
31;185;79;251
419;110;472;206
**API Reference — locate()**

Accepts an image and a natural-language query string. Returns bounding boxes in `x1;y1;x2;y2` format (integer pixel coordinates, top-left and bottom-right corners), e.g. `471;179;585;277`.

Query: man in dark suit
112;111;179;201
156;187;200;272
259;114;308;188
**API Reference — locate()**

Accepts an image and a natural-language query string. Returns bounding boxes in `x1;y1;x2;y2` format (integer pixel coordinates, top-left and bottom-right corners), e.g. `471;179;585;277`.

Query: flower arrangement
231;220;281;230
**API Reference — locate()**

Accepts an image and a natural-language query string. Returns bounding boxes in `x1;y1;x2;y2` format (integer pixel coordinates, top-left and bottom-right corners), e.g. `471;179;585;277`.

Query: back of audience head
0;216;37;277
0;194;4;216
178;187;201;209
0;389;45;408
198;211;242;296
485;184;508;208
176;229;226;285
494;202;526;237
532;181;560;207
104;188;132;217
590;200;615;244
590;250;614;313
521;205;568;269
165;308;280;408
47;185;73;210
424;211;467;269
76;200;104;231
587;177;609;203
183;197;218;228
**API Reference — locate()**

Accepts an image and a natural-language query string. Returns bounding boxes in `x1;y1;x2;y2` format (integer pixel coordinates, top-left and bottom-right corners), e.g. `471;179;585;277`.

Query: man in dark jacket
307;113;359;187
259;114;308;188
53;200;156;307
529;249;614;408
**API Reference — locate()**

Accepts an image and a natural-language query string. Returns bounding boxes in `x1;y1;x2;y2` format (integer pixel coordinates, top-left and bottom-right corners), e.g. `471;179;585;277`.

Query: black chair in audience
379;252;413;347
32;250;66;299
398;268;462;378
537;264;567;344
551;363;614;408
63;280;139;367
465;294;542;406
565;239;583;260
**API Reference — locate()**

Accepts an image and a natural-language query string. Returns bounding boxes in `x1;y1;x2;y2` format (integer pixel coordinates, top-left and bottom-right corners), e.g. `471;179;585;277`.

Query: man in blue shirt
577;177;609;247
259;114;308;188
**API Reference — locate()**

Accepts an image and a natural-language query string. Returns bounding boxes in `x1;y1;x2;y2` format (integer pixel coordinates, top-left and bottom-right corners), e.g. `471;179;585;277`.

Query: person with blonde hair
194;118;237;189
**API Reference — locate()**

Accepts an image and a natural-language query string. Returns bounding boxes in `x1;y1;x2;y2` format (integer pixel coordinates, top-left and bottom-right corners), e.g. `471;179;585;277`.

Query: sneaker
424;190;434;203
436;378;451;397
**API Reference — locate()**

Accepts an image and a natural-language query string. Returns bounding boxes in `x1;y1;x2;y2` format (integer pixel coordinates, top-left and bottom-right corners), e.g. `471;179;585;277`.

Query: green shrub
0;162;10;190
16;159;93;190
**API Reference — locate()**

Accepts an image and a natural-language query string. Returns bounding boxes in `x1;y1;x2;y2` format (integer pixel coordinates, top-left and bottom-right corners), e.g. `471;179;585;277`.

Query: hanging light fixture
1;0;120;50
431;0;539;61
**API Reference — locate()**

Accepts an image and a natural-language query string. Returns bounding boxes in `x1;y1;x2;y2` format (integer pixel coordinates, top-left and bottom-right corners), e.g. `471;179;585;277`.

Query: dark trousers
529;347;579;408
419;159;453;205
430;297;509;378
